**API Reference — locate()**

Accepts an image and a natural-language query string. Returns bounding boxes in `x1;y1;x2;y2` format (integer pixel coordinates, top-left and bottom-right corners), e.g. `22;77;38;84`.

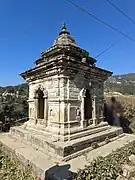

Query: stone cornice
35;44;96;66
20;56;112;82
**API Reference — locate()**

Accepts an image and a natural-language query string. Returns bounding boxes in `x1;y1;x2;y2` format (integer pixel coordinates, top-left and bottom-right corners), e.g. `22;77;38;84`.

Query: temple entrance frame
84;89;92;120
80;88;96;128
34;85;48;126
37;89;44;119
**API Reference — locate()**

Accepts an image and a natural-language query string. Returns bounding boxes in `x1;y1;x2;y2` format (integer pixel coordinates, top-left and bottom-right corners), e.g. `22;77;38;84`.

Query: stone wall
27;72;105;136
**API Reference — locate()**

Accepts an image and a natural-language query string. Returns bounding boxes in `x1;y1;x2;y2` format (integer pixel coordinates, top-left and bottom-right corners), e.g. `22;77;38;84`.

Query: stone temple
1;24;134;179
10;24;124;161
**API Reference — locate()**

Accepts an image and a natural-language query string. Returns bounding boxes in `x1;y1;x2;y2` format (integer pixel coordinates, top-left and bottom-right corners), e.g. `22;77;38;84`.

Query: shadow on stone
103;100;133;134
120;116;133;134
45;164;75;180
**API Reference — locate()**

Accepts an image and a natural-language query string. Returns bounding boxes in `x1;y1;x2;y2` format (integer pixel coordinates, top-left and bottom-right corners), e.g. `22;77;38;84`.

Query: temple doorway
84;89;92;121
37;89;44;119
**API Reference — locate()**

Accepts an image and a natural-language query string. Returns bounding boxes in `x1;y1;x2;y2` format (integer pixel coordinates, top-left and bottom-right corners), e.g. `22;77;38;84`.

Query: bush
74;143;135;180
106;95;135;133
0;151;36;180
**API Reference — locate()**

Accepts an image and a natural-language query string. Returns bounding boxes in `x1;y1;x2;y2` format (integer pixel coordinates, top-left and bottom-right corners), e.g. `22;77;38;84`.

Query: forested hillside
0;83;28;123
0;72;135;123
105;73;135;95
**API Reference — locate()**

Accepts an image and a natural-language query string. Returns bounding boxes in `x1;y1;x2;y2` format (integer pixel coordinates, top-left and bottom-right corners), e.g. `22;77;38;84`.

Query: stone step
63;125;111;141
1;133;135;180
64;122;109;136
23;122;110;141
65;126;123;147
68;134;135;172
63;133;125;161
59;126;123;158
10;126;123;160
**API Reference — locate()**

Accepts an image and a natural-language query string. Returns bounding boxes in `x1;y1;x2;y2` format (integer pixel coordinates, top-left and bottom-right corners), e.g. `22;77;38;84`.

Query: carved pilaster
81;96;85;128
80;88;86;128
67;103;71;141
43;96;48;127
34;98;38;124
92;95;97;125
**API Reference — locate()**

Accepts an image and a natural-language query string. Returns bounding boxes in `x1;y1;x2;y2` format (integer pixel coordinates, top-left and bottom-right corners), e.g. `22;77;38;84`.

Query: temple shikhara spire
53;23;77;46
9;24;126;171
60;23;68;34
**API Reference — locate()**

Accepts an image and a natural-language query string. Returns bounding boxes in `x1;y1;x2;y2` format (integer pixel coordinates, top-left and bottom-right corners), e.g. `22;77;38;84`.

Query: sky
0;0;135;86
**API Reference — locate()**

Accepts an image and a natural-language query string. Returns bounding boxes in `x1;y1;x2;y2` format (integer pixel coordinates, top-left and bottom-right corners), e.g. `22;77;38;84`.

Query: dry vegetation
106;95;135;133
74;95;135;179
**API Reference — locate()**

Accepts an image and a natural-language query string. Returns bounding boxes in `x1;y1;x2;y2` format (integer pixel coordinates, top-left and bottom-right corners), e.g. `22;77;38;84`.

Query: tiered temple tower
10;24;123;160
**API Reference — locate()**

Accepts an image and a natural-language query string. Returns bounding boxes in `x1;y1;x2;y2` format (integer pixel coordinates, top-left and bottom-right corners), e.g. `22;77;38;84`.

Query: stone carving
82;57;86;63
76;108;81;116
91;142;99;149
50;109;53;116
105;136;111;144
80;88;86;98
33;84;48;99
89;82;92;87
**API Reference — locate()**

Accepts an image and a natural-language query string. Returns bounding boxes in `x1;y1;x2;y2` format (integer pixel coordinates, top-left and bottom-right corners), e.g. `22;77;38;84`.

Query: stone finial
59;22;70;35
61;22;67;32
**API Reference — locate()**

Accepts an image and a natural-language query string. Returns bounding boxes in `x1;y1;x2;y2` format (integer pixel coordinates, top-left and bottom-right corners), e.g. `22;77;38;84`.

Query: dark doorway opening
84;89;92;120
37;89;44;119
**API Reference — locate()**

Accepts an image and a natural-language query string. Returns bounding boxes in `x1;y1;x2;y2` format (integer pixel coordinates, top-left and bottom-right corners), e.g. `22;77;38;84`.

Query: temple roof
53;23;77;46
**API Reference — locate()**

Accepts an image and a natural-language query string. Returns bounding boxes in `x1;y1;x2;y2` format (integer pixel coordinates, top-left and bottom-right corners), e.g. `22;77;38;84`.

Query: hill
0;83;28;123
105;73;135;95
0;72;134;123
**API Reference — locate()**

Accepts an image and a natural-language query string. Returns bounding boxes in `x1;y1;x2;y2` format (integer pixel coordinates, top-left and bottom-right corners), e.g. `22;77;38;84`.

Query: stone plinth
10;123;123;161
1;132;135;179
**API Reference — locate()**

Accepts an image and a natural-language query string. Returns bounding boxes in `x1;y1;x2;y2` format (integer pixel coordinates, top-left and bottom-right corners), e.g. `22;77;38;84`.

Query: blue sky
0;0;135;86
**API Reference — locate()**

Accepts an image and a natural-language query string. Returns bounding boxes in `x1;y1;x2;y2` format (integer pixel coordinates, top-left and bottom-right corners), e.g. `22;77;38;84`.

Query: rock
129;155;135;165
122;164;135;178
116;175;128;180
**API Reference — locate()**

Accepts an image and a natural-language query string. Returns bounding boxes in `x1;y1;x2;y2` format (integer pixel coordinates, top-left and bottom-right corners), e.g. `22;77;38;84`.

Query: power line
106;0;135;25
95;38;124;58
65;0;135;43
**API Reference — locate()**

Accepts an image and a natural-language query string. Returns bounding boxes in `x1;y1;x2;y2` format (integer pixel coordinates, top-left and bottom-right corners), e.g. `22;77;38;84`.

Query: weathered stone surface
1;133;135;179
10;125;123;160
122;164;135;178
19;24;112;140
117;155;135;180
129;155;135;165
116;175;128;180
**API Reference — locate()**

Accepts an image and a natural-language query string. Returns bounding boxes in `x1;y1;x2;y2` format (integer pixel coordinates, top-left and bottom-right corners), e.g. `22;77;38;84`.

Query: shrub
74;143;135;180
0;152;36;180
106;95;135;133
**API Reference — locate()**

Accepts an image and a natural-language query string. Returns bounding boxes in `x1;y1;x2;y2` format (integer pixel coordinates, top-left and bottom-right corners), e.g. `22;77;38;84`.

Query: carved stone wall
27;71;105;134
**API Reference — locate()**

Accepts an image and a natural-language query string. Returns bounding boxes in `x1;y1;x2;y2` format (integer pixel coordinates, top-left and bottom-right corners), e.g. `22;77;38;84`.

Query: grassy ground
0;151;36;180
73;142;135;180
